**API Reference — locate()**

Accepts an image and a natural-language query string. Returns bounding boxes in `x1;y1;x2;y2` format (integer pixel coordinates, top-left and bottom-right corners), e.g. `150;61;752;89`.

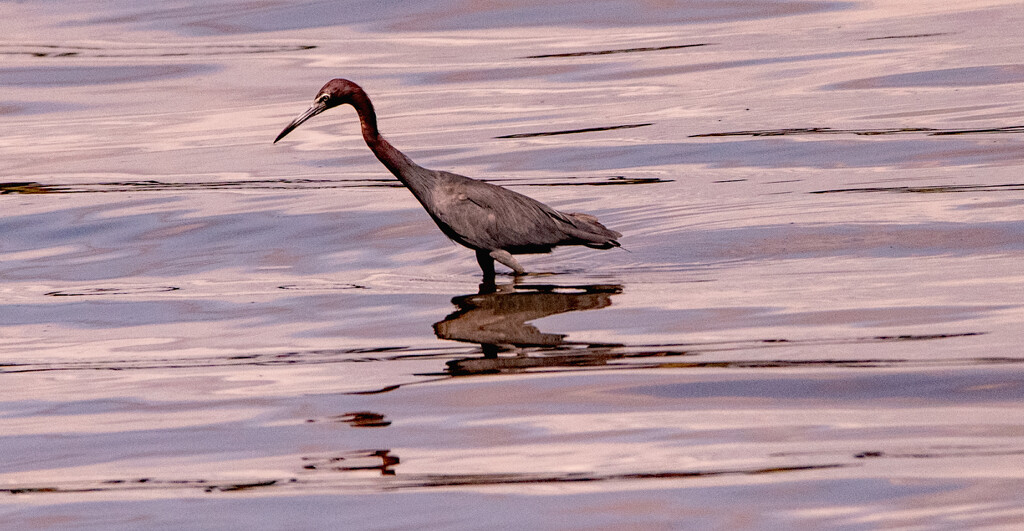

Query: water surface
2;0;1024;528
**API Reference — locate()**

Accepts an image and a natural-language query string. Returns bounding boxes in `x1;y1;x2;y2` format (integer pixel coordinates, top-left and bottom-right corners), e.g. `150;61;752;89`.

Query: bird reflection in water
433;281;625;375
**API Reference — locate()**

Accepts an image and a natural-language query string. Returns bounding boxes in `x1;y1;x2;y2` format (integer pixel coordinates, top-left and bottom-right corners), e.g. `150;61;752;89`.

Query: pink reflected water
2;0;1024;528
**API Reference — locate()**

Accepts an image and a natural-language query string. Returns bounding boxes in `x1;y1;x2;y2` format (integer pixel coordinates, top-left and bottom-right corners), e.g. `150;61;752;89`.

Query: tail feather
560;211;621;248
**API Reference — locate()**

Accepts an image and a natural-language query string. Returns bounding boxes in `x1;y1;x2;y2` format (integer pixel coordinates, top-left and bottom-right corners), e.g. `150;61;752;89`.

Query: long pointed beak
274;100;328;143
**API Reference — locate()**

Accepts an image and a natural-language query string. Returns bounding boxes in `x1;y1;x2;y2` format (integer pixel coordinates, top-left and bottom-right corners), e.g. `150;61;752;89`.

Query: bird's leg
476;249;496;279
481;344;501;358
489;250;526;276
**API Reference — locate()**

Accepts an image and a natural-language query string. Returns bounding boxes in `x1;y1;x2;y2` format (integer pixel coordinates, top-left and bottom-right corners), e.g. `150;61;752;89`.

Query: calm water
3;0;1024;528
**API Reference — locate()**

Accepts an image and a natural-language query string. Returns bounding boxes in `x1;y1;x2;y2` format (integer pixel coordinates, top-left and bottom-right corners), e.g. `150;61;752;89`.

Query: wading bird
274;79;621;278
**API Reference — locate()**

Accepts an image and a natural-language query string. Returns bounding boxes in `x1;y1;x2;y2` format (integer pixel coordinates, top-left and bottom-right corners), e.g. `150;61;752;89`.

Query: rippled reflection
433;281;622;373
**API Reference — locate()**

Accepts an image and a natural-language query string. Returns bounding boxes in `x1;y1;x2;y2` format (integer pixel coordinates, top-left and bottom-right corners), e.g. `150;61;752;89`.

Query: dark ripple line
865;32;951;41
524;43;709;58
811;183;1024;194
522;176;671;186
0;44;316;58
45;286;180;297
393;464;845;489
0;332;986;375
496;123;652;138
0;463;842;496
691;125;1024;137
0;176;655;194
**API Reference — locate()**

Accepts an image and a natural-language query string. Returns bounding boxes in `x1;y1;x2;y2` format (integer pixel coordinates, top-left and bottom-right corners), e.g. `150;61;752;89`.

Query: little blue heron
274;79;621;278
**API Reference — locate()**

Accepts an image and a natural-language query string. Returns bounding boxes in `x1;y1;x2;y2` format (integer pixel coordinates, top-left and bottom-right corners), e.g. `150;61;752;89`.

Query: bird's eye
316;94;330;104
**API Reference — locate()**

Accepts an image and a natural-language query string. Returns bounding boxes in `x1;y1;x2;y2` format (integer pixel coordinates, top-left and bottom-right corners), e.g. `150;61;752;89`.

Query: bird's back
418;171;620;254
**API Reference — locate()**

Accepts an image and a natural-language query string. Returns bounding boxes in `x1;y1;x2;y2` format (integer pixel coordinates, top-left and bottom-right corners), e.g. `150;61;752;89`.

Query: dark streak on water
0;43;317;58
45;286;181;297
812;183;1024;194
524;43;709;59
864;33;951;41
523;176;671;186
0;176;665;195
2;462;848;496
278;283;369;290
392;464;848;488
0;332;987;375
495;123;654;138
692;125;1024;137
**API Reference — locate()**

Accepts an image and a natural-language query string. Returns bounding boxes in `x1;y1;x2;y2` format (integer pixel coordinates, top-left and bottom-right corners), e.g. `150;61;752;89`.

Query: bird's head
274;79;365;143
